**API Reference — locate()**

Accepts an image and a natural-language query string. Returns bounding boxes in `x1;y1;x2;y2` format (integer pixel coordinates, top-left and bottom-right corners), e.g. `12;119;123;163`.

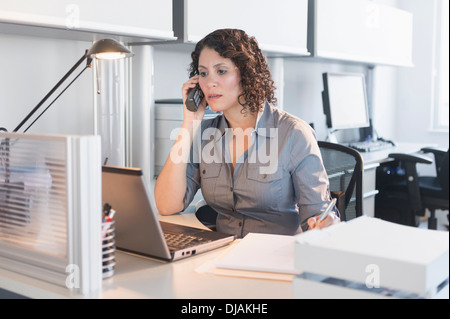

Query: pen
102;203;116;222
316;198;337;226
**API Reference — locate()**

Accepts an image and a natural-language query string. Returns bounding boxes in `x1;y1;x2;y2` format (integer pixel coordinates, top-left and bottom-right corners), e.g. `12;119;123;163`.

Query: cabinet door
363;164;380;217
312;0;413;66
184;0;309;56
0;0;174;40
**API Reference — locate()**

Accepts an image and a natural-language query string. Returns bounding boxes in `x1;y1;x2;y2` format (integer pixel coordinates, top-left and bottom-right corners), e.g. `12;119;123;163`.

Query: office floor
418;209;449;231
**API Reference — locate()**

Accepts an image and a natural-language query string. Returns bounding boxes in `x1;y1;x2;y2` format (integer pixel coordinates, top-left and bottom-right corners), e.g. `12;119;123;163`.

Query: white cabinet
309;0;414;66
362;163;380;217
178;0;309;56
0;0;175;41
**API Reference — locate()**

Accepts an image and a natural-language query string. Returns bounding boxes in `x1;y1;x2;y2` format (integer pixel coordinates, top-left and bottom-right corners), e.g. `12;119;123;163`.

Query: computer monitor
322;72;370;130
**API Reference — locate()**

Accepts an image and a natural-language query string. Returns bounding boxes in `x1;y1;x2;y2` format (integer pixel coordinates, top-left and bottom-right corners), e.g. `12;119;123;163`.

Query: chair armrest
421;146;447;156
331;191;345;221
388;153;433;165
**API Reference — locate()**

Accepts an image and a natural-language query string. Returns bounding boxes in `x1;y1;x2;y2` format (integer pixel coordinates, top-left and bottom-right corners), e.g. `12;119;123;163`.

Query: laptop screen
102;166;172;259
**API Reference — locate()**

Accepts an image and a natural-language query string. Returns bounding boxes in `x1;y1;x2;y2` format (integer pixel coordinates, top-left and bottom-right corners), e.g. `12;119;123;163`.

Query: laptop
102;165;235;261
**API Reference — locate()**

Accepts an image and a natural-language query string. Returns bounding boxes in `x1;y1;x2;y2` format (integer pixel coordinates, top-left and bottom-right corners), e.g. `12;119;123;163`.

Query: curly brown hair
189;29;277;114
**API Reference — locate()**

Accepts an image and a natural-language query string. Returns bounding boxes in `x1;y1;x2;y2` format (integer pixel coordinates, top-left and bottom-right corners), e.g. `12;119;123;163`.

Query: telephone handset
185;84;204;112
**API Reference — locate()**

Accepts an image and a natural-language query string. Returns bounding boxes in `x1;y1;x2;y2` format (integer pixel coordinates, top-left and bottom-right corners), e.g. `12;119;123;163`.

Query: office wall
282;59;369;141
0;34;399;144
0;33;94;135
152;47;395;143
396;0;449;149
152;0;449;150
2;0;447;151
153;46;192;101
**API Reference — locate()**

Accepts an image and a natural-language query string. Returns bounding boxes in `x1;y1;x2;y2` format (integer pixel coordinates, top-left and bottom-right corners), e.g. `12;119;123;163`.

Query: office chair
317;141;364;221
195;204;218;231
375;147;449;229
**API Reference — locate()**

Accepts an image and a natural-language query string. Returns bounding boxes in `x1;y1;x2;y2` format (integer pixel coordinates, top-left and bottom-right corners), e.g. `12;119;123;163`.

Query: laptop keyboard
164;232;212;250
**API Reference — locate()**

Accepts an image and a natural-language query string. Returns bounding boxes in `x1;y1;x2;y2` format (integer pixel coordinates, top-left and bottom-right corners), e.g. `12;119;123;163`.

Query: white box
294;216;449;298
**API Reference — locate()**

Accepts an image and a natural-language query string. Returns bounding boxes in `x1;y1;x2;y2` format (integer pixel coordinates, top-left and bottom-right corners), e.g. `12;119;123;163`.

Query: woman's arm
288;121;340;231
155;122;193;215
154;76;206;215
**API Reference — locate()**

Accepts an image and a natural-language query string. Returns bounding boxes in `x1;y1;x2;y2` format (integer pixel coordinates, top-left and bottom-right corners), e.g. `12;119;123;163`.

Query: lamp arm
23;64;92;133
13;51;90;133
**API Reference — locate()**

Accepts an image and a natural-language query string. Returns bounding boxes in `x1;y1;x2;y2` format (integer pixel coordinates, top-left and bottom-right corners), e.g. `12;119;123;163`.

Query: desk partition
0;133;102;295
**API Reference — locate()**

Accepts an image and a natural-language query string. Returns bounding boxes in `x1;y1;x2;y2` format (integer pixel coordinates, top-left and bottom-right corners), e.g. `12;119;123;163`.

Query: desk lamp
1;38;134;133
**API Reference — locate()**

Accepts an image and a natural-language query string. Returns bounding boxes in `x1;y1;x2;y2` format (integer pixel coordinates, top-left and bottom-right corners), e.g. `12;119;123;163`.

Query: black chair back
318;141;364;221
438;150;449;197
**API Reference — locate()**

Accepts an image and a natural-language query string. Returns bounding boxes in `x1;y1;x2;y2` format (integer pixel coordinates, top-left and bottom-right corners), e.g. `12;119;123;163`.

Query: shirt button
238;222;242;227
230;187;233;192
202;169;206;174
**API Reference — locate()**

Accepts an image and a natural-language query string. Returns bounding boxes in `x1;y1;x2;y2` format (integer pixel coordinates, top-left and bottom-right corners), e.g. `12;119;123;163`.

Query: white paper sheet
214;233;302;275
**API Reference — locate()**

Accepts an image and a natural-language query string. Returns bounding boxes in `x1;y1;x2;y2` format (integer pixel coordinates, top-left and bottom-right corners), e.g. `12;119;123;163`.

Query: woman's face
198;47;243;114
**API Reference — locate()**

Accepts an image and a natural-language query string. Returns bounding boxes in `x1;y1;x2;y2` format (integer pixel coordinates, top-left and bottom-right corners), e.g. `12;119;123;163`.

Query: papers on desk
197;216;449;299
216;233;301;275
196;233;301;282
294;216;449;299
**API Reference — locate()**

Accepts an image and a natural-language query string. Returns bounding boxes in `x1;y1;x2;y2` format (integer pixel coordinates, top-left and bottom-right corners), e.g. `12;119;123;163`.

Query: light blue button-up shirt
184;103;332;237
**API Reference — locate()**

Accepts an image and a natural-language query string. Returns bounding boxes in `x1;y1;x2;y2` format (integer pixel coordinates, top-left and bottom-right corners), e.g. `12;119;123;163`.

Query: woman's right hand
182;75;207;124
155;76;207;216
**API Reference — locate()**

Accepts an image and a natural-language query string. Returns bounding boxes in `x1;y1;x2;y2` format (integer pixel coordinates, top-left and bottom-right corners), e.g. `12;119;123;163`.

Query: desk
360;142;431;166
104;213;294;299
0;143;434;299
358;142;431;217
0;212;293;299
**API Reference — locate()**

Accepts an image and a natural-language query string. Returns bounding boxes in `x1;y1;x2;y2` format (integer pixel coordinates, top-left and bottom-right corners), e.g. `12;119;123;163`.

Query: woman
155;29;339;238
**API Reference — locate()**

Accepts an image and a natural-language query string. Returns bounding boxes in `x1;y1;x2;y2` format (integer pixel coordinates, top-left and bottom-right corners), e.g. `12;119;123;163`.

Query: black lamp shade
87;38;134;60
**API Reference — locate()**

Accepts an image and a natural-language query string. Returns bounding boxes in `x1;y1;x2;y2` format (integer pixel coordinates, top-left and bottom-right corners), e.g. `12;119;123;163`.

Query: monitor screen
322;73;370;130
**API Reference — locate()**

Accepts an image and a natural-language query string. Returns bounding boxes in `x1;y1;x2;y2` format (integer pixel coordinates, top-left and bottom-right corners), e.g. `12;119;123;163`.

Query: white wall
152;48;393;143
0;34;94;134
371;66;399;140
282;59;369;141
150;0;449;152
2;0;447;151
396;0;449;149
153;45;192;101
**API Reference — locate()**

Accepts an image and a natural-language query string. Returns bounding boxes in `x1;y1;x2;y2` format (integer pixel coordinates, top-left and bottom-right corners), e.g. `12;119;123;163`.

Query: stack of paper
294;216;449;298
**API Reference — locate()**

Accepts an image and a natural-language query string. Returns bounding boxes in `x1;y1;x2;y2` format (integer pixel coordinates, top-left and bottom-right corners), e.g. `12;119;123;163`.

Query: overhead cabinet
0;0;175;42
309;0;414;66
2;0;414;66
176;0;310;56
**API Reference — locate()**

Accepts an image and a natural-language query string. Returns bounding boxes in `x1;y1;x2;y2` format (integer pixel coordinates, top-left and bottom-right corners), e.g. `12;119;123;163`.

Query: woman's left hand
307;211;340;230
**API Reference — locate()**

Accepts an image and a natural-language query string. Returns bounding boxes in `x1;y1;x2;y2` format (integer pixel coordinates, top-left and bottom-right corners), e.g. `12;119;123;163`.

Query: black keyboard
164;232;211;250
348;140;395;152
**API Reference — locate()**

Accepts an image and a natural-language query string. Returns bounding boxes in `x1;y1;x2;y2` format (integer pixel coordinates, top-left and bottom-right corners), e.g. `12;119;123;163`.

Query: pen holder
101;220;116;279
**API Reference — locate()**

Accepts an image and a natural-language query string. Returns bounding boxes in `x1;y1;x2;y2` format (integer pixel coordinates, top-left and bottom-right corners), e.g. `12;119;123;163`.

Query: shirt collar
214;102;277;142
254;102;277;138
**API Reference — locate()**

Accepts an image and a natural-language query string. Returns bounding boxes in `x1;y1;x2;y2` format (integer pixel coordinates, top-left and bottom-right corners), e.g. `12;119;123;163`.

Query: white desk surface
102;142;431;299
0;212;293;299
102;213;291;299
360;142;431;166
0;143;435;299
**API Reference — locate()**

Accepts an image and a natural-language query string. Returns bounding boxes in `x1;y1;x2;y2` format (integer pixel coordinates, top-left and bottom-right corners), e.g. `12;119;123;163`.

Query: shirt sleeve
289;121;331;231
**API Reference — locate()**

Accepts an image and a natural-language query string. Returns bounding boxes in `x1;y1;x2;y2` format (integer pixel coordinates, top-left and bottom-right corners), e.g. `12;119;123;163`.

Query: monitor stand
327;129;338;144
